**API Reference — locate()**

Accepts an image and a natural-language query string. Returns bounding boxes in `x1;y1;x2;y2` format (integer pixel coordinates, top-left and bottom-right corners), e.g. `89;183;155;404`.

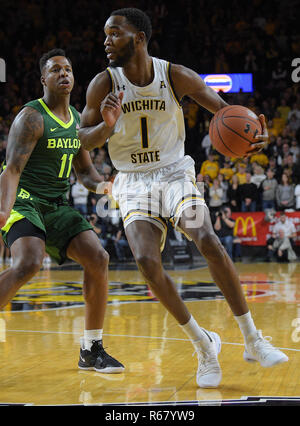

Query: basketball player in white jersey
79;8;288;388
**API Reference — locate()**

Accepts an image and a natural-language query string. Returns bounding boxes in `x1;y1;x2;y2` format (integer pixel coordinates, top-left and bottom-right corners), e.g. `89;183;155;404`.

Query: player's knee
83;247;109;271
197;230;227;261
96;247;110;266
135;255;162;281
13;256;43;282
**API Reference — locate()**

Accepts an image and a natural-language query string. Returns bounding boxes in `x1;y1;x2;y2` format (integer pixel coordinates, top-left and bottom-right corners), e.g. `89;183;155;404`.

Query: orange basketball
209;105;262;158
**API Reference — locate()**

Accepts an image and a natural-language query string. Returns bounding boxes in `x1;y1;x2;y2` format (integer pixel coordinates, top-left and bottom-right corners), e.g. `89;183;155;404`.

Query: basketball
209;105;262;158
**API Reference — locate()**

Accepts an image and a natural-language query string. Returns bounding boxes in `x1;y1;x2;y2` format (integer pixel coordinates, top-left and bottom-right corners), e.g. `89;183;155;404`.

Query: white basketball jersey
106;57;186;172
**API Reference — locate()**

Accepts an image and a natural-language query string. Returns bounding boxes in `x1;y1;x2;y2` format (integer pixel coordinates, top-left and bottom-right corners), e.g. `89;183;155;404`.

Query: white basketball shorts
112;155;206;251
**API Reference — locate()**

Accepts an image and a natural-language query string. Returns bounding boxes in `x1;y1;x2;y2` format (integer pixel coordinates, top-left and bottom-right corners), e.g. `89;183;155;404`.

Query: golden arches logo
234;216;257;237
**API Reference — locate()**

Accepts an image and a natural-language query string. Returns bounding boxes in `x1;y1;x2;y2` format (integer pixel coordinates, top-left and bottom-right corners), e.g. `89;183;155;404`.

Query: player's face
42;56;74;94
104;16;136;67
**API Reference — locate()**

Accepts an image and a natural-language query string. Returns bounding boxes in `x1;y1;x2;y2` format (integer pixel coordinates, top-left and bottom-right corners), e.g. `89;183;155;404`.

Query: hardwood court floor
0;261;300;405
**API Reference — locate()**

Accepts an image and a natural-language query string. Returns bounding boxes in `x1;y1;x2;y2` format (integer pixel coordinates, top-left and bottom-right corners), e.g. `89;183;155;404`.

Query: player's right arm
0;107;43;228
78;71;123;151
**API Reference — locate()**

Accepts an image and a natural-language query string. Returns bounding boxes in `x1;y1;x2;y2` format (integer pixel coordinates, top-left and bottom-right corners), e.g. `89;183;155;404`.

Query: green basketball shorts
1;187;93;264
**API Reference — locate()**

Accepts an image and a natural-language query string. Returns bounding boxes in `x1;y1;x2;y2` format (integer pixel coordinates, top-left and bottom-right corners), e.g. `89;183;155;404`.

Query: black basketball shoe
78;339;125;373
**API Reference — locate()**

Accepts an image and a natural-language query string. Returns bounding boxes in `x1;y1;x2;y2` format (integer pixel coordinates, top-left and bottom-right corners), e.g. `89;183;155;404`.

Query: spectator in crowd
290;139;300;162
272;111;286;137
201;132;212;158
239;172;257;212
88;213;108;249
209;178;224;214
267;119;280;138
276;98;291;124
244;49;258;72
251;164;266;188
267;229;297;262
268;156;283;182
71;180;89;216
267;212;297;262
200;152;219;181
93;148;111;174
217;173;229;205
272;61;287;89
214;206;240;261
249;150;269;169
227;174;240;212
282;153;298;183
260;168;278;211
287;102;300;121
113;219;130;262
277;142;292;167
219;159;235;182
288;113;300;133
196;173;210;206
235;163;247;185
203;173;213;188
276;172;295;211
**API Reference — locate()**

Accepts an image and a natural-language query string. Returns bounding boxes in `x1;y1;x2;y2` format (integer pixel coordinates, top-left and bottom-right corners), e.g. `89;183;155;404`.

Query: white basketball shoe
244;330;289;367
195;331;222;388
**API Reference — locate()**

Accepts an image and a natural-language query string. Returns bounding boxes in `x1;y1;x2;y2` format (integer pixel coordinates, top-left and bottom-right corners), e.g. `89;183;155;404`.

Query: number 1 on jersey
59;153;73;178
140;117;149;149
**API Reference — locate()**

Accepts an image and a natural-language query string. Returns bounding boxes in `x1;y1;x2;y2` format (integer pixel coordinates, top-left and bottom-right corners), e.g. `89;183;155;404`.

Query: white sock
180;315;212;351
83;329;103;350
234;311;257;342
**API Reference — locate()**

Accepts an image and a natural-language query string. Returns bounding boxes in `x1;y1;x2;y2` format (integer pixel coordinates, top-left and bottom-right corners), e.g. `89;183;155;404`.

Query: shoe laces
193;348;219;375
91;340;107;354
252;330;277;357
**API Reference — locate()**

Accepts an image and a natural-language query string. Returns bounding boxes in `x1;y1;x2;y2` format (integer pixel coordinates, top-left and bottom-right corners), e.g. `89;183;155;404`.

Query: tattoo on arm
0;107;43;217
6;107;44;173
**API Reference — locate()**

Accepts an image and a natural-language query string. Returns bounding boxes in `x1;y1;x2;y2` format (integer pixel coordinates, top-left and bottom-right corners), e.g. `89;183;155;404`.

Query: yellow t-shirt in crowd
277;105;291;123
200;160;220;181
219;167;234;181
250;152;269;168
235;172;247;184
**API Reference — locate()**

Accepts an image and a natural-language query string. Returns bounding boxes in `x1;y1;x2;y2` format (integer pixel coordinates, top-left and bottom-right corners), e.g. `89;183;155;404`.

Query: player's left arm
170;63;268;152
72;148;111;194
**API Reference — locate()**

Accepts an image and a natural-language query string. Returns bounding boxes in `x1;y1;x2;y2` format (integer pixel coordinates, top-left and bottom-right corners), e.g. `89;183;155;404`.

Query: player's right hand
0;211;8;229
100;92;124;128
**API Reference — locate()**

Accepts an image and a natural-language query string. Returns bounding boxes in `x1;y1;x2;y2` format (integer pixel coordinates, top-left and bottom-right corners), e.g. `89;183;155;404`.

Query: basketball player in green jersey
79;8;288;388
0;49;124;374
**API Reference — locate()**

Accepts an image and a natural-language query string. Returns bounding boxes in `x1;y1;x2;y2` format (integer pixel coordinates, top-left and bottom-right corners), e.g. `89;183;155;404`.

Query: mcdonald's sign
231;212;300;246
234;216;257;238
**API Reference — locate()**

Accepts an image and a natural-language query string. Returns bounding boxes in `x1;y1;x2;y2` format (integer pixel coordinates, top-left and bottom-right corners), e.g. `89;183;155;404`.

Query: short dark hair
39;48;71;73
110;8;152;43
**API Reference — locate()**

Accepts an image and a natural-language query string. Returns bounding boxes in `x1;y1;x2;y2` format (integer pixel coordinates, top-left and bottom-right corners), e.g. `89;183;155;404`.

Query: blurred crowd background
0;0;300;263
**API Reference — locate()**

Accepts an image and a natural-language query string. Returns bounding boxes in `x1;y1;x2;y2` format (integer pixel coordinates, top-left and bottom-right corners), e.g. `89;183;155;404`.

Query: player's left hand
244;114;269;157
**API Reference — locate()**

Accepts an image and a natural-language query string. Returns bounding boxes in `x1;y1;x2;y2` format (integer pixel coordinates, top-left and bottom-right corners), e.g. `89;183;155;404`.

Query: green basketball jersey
18;98;81;199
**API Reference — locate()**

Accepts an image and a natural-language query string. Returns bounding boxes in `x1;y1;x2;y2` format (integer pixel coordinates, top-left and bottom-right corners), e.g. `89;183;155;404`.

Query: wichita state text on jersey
107;57;186;172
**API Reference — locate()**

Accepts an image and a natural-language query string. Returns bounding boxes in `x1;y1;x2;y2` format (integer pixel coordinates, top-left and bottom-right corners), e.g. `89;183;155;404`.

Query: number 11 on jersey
59;153;73;178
